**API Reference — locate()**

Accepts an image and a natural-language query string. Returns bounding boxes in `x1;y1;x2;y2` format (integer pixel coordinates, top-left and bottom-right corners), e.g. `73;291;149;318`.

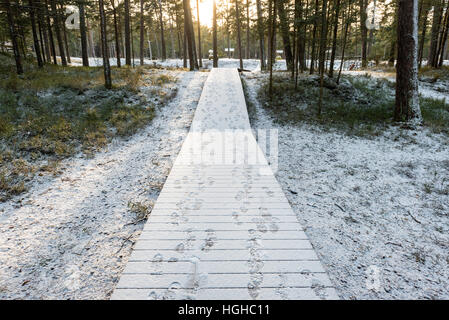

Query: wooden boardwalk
111;68;338;300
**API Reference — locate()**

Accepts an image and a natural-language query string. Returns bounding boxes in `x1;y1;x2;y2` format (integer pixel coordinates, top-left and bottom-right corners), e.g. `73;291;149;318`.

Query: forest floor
0;59;208;298
242;70;449;299
1;56;448;299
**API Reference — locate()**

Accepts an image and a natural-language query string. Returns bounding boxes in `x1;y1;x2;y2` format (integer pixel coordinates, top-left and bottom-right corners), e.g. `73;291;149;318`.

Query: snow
343;70;449;102
68;57;262;71
111;68;338;300
243;71;449;299
0;71;208;299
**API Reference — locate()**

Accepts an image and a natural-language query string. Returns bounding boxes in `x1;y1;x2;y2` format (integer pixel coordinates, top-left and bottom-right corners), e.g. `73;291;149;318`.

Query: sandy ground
243;72;449;299
0;71;208;299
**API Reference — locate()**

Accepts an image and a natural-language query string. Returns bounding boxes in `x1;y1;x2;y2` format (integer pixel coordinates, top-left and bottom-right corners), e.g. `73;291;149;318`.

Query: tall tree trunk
61;4;71;63
418;1;430;68
183;0;196;70
5;0;23;74
159;0;167;61
130;12;135;66
276;0;294;70
29;0;44;67
37;15;46;62
39;0;51;62
169;12;176;58
310;0;319;74
246;0;250;59
183;29;187;67
50;0;67;65
15;1;27;58
318;0;328;117
79;1;89;66
299;0;307;72
140;0;144;65
235;0;244;69
124;0;131;65
329;0;341;77
196;0;203;67
438;2;449;67
428;0;443;67
292;0;298;79
436;0;449;67
337;0;352;84
99;0;111;89
36;0;49;62
59;0;71;63
359;0;368;68
45;0;57;64
213;0;218;67
256;0;265;69
269;0;276;97
267;0;273;69
110;1;120;67
395;0;421;124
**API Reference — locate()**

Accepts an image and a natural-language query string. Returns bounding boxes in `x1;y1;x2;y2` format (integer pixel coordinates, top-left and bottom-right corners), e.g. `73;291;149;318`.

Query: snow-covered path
0;71;208;299
111;68;338;300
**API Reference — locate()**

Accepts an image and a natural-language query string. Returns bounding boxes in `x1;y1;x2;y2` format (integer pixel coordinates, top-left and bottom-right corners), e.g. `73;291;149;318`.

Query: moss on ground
0;55;176;202
256;72;449;136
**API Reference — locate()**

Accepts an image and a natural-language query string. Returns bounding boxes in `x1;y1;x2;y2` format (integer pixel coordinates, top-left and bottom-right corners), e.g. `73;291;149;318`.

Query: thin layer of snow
0;71;208;299
112;68;338;300
243;72;449;299
68;57;262;71
343;70;449;102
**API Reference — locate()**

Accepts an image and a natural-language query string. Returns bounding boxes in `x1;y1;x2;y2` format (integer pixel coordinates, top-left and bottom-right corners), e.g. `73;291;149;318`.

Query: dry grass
0;55;176;202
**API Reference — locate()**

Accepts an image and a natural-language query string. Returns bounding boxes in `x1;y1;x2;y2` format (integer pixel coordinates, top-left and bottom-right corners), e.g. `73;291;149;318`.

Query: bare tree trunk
428;0;443;67
213;0;218;67
61;6;71;64
37;0;50;62
37;15;46;62
269;0;276;97
183;29;187;67
110;1;120;67
45;0;57;64
267;0;273;69
310;0;319;74
337;0;352;84
318;0;328;117
196;0;203;67
256;0;265;69
359;0;368;68
395;0;421;124
5;0;23;74
436;0;449;67
99;0;111;89
29;0;44;67
131;13;135;66
418;1;430;68
50;0;67;65
329;0;341;77
276;0;294;70
124;0;131;65
235;0;244;69
140;0;144;65
246;0;250;59
159;0;167;61
183;0;196;70
14;1;27;58
79;1;89;66
438;3;449;67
